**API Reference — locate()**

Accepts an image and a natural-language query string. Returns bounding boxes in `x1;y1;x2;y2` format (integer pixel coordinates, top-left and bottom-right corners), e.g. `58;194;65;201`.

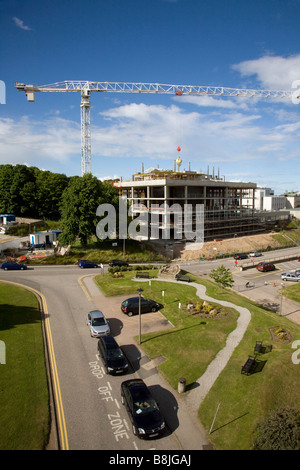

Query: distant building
30;230;61;248
0;214;16;225
242;188;300;220
282;191;300;210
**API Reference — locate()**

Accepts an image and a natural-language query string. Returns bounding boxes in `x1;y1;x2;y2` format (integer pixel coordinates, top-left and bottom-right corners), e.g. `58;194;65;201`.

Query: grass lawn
0;284;50;450
95;270;300;450
281;282;300;303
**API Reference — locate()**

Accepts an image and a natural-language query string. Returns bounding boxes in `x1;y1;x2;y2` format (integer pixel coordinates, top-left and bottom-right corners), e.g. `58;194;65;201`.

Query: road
0;265;207;451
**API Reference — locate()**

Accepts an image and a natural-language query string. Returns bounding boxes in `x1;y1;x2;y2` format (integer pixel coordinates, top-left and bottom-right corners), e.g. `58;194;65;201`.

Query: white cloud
174;94;239;109
12;17;32;31
232;54;300;91
0;116;79;165
1;98;300;193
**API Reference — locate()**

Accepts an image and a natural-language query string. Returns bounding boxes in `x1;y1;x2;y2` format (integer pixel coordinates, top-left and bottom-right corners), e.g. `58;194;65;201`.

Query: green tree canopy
0;164;69;219
209;265;234;291
253;407;300;450
59;173;119;247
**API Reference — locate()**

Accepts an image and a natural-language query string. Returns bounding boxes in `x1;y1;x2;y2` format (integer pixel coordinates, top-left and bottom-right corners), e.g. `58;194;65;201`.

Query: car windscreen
107;348;124;359
134;397;158;415
92;318;106;326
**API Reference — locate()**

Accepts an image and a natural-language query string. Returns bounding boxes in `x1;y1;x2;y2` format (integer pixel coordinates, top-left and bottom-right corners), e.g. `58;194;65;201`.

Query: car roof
89;310;104;318
100;335;119;347
122;378;147;392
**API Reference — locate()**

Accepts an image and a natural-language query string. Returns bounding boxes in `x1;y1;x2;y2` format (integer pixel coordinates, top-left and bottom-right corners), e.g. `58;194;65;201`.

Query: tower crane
15;80;295;176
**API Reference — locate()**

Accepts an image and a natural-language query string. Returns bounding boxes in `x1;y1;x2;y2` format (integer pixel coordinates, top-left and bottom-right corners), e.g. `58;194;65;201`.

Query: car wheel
20;267;24;270
151;307;156;312
4;267;7;271
127;311;133;317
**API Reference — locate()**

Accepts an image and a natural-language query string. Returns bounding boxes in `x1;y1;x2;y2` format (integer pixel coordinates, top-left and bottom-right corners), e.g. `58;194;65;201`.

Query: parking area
231;260;300;324
82;275;174;360
233;259;300;285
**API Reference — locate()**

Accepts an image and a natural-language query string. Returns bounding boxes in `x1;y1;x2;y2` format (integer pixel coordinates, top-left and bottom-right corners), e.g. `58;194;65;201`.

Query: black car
121;378;165;438
121;297;160;316
109;259;129;267
97;336;129;375
234;253;248;260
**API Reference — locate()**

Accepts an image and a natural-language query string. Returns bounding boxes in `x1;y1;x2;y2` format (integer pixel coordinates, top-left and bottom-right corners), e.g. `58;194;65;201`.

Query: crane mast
80;89;91;175
15;80;294;176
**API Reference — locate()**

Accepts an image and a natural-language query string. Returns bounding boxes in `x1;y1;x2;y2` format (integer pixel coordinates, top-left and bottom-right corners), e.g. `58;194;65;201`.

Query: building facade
114;167;288;242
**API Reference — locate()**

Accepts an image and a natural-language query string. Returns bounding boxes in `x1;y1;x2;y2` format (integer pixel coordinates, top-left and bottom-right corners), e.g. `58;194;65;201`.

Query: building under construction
114;162;289;242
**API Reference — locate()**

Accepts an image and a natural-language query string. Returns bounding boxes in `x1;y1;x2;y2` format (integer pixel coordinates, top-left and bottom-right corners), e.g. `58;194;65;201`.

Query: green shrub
253;408;300;450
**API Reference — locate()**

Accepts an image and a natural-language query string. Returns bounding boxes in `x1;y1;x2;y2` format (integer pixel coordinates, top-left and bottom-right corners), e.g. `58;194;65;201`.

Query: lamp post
137;288;143;344
280;282;284;316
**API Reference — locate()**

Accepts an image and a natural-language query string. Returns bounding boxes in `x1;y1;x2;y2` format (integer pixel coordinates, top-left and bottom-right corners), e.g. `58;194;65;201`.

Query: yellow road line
78;275;92;301
0;280;69;450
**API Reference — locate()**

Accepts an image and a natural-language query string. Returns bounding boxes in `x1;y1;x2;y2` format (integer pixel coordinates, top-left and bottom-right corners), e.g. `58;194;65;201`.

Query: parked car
0;261;27;270
109;259;129;268
121;378;165;439
78;259;99;269
256;262;276;272
121;297;160;317
281;272;300;282
234;253;248;260
249;251;262;257
97;336;129;374
86;310;110;337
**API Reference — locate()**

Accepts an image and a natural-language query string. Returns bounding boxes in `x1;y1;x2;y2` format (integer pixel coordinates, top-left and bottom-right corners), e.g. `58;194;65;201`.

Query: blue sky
1;0;300;194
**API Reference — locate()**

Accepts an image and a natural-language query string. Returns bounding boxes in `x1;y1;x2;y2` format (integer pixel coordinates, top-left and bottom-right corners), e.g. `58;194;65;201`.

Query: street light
137;288;143;344
280;282;284;316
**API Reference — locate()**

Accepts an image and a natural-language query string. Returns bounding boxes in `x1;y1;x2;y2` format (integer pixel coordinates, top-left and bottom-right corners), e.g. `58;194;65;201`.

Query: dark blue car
78;260;99;269
0;261;27;270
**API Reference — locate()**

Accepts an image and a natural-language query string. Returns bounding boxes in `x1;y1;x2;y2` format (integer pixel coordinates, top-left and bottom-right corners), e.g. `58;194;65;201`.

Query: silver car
281;272;300;282
86;310;110;337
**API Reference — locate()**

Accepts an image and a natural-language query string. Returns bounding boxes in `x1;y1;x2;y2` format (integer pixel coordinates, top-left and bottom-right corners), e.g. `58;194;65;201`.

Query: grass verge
281;282;300;303
0;284;50;450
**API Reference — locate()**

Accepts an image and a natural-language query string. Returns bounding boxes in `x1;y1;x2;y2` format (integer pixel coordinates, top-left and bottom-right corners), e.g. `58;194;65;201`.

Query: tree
0;165;15;213
35;170;69;219
209;265;234;292
8;165;38;216
253;407;300;450
59;173;118;247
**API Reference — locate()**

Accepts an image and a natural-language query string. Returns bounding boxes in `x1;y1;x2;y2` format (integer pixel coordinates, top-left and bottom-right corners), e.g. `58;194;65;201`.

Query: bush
253;407;300;450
